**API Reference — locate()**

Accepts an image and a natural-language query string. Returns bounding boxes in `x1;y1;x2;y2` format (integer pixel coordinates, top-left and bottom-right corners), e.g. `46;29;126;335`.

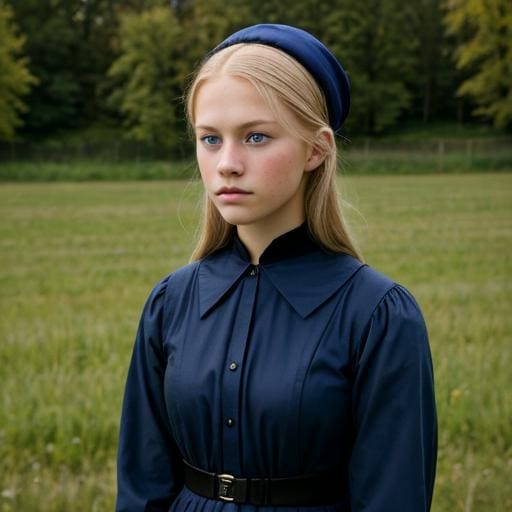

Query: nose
217;141;244;177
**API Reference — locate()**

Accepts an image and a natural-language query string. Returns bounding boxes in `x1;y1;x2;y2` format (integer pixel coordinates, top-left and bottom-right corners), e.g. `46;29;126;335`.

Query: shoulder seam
366;283;400;324
161;261;200;333
349;267;396;353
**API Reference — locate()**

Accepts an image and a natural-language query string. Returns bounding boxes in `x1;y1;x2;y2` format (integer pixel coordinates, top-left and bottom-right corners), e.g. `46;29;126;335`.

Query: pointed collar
198;224;365;319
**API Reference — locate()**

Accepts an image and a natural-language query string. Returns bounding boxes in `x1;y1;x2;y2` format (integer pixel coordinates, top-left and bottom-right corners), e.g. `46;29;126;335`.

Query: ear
304;128;334;172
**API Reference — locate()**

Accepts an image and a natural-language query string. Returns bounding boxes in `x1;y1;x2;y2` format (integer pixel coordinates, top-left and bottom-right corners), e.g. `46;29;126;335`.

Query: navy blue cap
212;24;350;132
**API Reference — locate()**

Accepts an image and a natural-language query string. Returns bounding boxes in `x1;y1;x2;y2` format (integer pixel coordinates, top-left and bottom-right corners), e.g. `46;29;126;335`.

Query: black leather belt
183;459;344;506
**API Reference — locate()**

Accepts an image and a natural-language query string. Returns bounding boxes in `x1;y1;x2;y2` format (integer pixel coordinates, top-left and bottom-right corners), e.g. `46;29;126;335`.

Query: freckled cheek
197;155;217;188
260;154;303;189
261;151;296;175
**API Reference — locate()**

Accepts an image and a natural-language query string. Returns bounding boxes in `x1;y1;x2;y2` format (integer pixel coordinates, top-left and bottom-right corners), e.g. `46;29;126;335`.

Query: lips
216;187;252;196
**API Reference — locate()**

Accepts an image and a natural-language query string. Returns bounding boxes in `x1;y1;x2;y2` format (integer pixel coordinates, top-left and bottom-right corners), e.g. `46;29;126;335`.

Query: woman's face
194;75;319;234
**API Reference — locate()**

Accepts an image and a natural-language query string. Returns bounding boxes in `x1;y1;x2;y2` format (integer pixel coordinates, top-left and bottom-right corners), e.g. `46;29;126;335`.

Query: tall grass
0;160;196;182
1;174;511;510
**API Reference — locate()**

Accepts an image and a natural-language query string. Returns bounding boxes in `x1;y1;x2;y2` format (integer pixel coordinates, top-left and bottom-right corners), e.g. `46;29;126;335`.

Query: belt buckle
217;473;235;502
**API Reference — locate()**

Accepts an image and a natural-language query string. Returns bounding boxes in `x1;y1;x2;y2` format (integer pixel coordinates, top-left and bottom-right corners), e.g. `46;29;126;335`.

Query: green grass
0;160;196;182
1;174;511;511
341;147;512;174
1;149;510;181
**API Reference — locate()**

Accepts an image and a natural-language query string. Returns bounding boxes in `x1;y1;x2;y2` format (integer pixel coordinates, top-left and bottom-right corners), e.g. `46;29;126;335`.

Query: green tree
9;0;157;134
413;0;446;122
178;0;253;81
400;0;465;124
0;0;37;140
108;6;186;149
246;0;334;32
444;0;512;128
11;0;86;132
323;0;419;134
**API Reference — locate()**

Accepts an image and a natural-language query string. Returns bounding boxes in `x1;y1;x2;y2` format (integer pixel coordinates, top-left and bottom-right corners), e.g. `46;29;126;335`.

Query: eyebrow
195;120;279;131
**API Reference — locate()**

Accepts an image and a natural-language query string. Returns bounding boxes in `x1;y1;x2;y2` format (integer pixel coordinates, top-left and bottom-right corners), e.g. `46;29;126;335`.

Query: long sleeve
349;285;437;512
116;276;184;512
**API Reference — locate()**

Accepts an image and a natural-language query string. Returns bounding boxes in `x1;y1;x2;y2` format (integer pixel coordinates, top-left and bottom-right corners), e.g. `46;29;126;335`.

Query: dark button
226;418;235;427
229;362;238;371
249;267;258;276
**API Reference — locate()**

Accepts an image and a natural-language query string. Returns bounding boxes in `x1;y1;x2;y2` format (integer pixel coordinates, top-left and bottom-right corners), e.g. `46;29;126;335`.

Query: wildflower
1;488;16;499
450;387;462;403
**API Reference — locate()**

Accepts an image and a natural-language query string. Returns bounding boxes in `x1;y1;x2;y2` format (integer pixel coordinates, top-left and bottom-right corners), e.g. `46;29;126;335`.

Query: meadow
0;173;511;511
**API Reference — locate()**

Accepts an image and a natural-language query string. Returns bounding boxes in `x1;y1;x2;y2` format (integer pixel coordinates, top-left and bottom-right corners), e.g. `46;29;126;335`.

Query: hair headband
211;24;351;132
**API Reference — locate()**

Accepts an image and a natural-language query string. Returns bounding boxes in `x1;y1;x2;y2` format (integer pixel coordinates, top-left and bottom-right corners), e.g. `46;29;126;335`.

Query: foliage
323;0;419;133
9;0;85;132
409;0;463;123
178;0;252;76
0;175;511;510
107;7;186;150
8;0;160;133
0;1;37;140
3;0;511;143
444;0;512;128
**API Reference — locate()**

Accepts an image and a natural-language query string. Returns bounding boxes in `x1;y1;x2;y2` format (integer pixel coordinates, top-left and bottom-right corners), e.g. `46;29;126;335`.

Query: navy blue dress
116;225;437;511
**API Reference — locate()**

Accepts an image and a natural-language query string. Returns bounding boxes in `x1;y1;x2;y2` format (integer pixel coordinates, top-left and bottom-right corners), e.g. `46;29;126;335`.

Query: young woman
116;24;437;512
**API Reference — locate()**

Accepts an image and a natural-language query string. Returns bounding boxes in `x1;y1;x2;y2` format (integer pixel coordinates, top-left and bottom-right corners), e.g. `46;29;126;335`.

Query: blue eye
246;133;268;144
201;135;221;145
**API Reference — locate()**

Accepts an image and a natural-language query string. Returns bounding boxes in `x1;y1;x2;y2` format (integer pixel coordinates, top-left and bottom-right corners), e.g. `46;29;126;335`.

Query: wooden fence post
364;138;370;159
466;139;473;169
438;139;445;172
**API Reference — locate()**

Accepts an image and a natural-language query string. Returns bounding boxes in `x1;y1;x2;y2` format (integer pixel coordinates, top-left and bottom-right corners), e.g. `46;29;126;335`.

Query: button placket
221;269;259;475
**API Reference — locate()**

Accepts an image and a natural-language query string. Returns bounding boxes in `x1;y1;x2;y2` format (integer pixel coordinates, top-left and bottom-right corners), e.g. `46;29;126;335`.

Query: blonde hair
186;43;362;262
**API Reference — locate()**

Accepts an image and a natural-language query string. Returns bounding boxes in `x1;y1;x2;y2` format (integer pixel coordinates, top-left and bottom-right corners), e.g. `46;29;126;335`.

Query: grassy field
0;173;511;511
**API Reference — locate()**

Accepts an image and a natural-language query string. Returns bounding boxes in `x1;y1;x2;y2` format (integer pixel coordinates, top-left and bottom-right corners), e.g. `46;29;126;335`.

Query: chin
219;215;258;227
215;207;260;227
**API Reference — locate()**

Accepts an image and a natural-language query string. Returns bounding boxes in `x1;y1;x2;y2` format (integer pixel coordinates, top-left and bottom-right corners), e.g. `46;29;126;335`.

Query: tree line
1;0;511;153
